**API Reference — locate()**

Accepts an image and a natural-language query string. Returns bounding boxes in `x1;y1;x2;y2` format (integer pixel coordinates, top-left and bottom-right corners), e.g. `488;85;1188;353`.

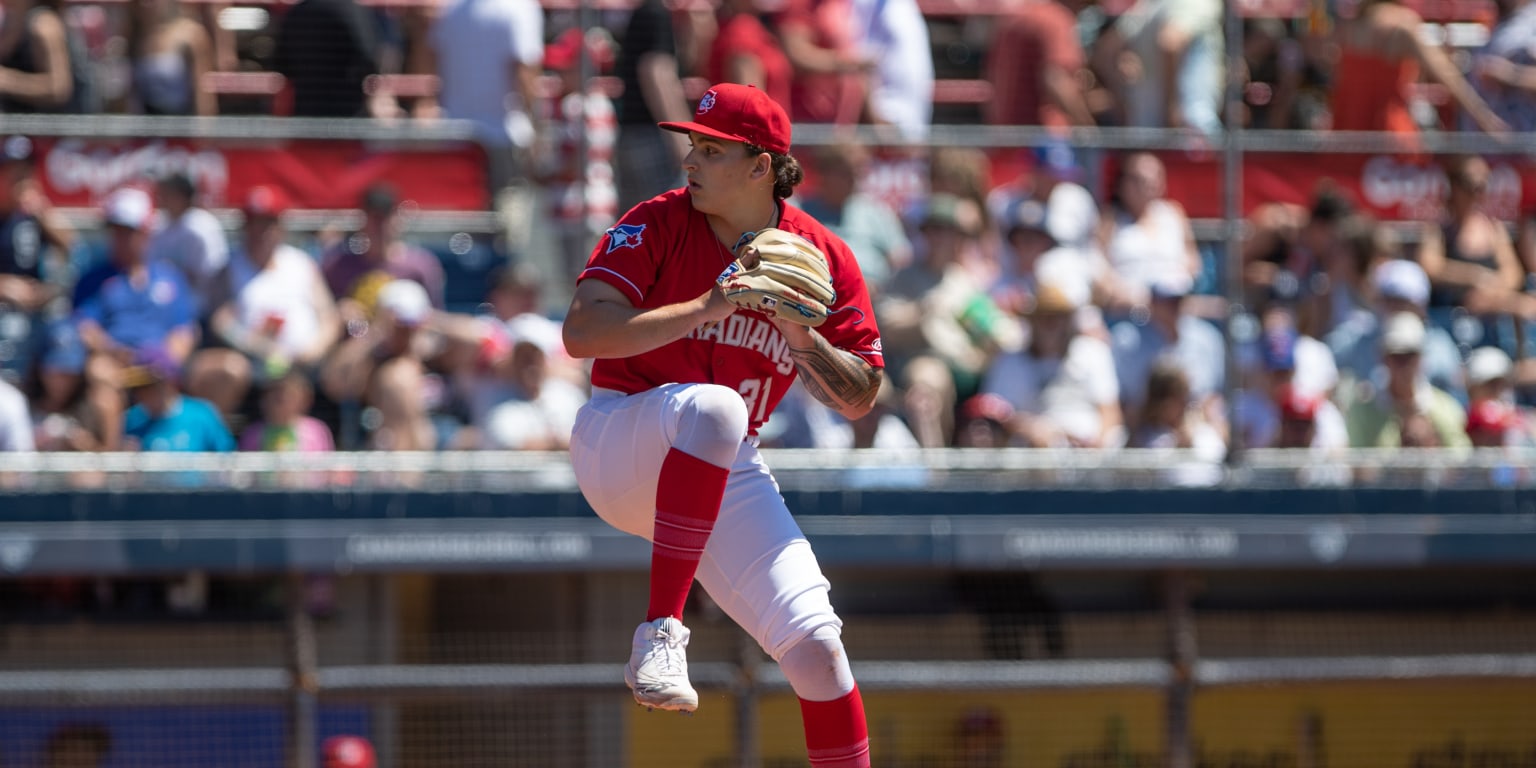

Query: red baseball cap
659;83;791;155
322;736;376;768
1466;398;1518;434
1277;383;1321;423
243;185;291;218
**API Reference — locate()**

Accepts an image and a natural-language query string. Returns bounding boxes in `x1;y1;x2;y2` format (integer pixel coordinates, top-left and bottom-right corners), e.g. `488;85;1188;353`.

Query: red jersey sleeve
576;192;686;304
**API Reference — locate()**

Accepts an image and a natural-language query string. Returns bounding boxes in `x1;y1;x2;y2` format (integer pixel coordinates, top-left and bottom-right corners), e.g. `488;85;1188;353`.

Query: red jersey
578;189;884;431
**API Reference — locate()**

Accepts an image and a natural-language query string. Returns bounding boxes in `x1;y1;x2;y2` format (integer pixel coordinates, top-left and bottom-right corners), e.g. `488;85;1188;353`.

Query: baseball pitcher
563;83;883;768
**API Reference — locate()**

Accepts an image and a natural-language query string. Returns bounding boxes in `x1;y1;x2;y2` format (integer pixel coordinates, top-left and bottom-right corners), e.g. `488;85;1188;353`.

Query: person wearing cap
1343;311;1470;449
147;172;229;319
1329;256;1464;399
320;183;445;329
54;186;196;450
321;735;376;768
562;83;881;764
1463;345;1536;447
121;345;234;453
985;140;1099;252
473;315;588;450
188;185;341;418
954;392;1015;448
979;281;1123;448
319;277;443;451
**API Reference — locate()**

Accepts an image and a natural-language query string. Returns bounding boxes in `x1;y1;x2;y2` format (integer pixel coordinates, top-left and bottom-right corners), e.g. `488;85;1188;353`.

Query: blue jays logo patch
698;90;717;114
605;223;646;253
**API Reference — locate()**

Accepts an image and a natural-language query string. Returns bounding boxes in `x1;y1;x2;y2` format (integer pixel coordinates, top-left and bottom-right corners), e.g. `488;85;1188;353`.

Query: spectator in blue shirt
47;186;197;449
123;347;234;452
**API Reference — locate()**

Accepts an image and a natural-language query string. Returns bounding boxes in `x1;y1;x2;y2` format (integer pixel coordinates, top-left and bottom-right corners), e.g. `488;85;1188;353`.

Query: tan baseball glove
716;228;837;327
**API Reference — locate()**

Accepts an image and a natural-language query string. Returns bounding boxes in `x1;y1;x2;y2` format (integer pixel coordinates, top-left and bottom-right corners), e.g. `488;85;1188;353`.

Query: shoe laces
648;626;686;676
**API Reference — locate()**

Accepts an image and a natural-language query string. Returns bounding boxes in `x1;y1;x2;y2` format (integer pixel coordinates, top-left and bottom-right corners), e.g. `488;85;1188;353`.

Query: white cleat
623;617;699;713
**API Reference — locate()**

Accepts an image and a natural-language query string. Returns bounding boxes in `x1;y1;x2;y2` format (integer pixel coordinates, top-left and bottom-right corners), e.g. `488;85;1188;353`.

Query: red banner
32;138;490;212
1158;151;1529;223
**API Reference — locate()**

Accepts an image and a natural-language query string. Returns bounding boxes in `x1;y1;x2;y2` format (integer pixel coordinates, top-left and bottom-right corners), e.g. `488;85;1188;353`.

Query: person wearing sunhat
979;281;1122;448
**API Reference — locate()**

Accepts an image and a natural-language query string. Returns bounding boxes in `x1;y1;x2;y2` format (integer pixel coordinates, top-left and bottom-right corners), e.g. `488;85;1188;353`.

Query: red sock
646;448;729;622
799;686;871;768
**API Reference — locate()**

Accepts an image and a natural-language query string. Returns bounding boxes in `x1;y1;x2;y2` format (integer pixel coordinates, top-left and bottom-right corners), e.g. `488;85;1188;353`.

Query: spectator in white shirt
423;0;544;195
0;376;33;451
980;282;1123;448
187;186;341;417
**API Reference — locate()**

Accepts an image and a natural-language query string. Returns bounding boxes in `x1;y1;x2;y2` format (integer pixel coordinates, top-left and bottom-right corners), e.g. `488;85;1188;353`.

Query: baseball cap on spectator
960;392;1015;425
1372;259;1430;308
1005;199;1049;239
1032;139;1083;181
120;346;181;389
243;185;291;220
659;83;792;155
102;187;154;230
921;193;983;237
1381;311;1426;355
377;279;431;326
322;736;376;768
506;312;563;356
544;28;586;71
1466;346;1513;387
1466;397;1517;435
1029;281;1080;316
1044;183;1097;247
1261;325;1298;372
1276;383;1321;422
1150;274;1194;301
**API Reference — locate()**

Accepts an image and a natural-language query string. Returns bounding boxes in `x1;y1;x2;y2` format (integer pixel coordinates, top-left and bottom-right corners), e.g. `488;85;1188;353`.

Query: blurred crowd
2;0;1536;461
1;0;1530;144
4;132;1536;461
769;144;1536;462
0;141;589;456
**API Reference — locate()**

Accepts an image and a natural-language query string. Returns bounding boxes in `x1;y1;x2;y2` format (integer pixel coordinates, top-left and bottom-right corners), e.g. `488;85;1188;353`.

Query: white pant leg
694;442;842;661
570;385;843;659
